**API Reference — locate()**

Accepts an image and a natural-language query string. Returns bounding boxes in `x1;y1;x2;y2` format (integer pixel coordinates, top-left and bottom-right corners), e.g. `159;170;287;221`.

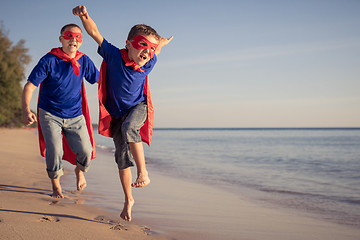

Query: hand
159;36;174;48
155;36;174;55
73;5;88;19
23;111;37;126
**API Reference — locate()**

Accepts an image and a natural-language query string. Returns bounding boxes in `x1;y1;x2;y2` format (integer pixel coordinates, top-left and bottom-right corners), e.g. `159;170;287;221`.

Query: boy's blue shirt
28;53;99;118
97;38;157;118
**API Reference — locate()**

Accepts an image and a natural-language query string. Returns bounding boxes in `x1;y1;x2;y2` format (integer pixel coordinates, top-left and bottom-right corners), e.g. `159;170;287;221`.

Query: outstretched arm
155;36;174;56
22;81;37;126
73;5;104;46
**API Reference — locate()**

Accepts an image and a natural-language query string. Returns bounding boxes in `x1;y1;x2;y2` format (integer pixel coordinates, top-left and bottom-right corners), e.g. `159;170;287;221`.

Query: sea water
68;128;360;229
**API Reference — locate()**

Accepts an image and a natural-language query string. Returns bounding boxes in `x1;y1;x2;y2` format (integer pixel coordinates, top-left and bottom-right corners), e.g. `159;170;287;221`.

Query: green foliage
0;23;31;127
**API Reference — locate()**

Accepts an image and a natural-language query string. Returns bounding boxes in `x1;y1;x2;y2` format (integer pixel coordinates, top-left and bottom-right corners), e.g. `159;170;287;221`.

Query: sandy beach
0;128;169;240
1;128;360;240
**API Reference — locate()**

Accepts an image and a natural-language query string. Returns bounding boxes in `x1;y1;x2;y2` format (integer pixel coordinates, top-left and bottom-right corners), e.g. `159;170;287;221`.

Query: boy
22;24;99;198
73;5;173;221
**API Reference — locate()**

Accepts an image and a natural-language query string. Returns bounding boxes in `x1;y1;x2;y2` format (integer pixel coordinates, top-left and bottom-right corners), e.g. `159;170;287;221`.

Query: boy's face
59;26;83;57
126;34;158;67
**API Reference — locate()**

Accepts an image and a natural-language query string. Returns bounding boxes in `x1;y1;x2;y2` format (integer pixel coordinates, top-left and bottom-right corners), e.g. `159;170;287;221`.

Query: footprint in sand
110;224;128;231
94;216;118;225
141;226;154;235
94;216;110;223
39;216;59;222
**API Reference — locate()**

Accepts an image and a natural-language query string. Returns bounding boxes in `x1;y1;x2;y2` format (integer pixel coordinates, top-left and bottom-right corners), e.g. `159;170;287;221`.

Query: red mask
131;35;158;58
63;31;83;43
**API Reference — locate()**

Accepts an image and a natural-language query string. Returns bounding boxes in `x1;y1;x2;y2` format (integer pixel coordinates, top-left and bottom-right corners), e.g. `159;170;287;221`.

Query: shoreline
1;128;360;240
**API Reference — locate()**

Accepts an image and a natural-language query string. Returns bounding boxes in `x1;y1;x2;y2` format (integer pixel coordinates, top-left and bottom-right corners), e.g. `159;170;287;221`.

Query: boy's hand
159;36;174;48
72;5;88;19
72;5;104;46
155;36;174;55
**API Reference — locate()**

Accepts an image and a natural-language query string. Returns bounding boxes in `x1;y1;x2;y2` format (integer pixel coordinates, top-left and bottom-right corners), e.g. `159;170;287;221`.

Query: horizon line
89;124;360;130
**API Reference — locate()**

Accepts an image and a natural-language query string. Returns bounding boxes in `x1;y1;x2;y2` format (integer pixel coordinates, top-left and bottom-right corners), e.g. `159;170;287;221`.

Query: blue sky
1;0;359;127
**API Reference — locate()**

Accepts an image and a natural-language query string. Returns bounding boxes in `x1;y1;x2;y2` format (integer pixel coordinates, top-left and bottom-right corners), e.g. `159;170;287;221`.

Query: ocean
64;128;360;233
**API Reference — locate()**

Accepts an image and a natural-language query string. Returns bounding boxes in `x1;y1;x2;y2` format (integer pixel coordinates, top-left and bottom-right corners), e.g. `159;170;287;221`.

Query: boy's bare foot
120;199;135;221
131;172;150;188
51;178;64;198
75;167;87;191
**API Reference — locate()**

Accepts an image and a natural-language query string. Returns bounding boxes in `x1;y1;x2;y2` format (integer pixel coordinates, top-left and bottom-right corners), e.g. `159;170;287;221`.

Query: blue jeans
110;101;147;169
38;108;93;179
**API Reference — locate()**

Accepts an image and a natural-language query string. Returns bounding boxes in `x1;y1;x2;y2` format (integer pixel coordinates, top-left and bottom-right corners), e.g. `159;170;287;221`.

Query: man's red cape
37;49;96;165
97;60;154;146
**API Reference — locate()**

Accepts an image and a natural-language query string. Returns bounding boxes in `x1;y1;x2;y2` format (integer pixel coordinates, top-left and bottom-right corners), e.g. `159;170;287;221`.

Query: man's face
126;34;158;67
59;27;83;56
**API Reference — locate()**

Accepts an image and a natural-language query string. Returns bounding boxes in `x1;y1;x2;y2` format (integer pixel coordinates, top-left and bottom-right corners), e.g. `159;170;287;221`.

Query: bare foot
52;188;64;198
51;178;64;198
120;199;135;221
75;167;87;191
131;171;150;188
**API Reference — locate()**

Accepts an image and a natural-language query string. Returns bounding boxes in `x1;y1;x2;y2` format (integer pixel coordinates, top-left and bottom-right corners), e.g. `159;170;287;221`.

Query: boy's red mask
131;35;158;58
63;31;83;43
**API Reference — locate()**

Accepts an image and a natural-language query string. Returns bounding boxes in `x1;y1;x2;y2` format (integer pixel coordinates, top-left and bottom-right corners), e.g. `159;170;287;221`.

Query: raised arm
73;5;104;46
155;36;174;56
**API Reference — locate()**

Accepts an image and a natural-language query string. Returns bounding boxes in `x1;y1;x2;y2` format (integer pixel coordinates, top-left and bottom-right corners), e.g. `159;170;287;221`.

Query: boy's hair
127;24;161;42
60;23;82;34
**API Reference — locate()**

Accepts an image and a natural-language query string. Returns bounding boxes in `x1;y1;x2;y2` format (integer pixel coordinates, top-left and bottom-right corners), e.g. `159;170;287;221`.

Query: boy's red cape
37;48;96;165
97;49;154;145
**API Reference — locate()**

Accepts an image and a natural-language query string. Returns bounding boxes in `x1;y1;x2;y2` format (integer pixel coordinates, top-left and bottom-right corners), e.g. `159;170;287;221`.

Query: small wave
260;187;360;207
260;188;316;197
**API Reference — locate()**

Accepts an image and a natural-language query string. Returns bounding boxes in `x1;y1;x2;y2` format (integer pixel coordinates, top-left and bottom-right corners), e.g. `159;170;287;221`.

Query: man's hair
60;23;82;34
127;24;161;41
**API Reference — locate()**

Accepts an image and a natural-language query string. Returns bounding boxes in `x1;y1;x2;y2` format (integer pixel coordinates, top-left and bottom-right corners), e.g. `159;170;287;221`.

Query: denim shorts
38;108;93;179
110;101;147;170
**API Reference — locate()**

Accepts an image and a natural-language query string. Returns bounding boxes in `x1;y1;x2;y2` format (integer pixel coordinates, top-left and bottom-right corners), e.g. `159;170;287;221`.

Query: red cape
98;60;154;146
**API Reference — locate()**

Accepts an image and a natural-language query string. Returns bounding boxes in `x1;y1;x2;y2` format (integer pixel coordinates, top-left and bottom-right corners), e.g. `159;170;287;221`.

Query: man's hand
22;81;37;126
23;111;37;126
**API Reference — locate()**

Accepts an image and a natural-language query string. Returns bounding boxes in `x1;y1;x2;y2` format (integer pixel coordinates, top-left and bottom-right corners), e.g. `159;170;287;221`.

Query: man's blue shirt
28;53;99;118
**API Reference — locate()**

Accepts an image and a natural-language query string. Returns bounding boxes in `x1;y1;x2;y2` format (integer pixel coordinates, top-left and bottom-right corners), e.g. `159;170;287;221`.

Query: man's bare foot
52;188;64;198
131;171;150;188
75;167;87;191
51;178;64;198
120;199;135;221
